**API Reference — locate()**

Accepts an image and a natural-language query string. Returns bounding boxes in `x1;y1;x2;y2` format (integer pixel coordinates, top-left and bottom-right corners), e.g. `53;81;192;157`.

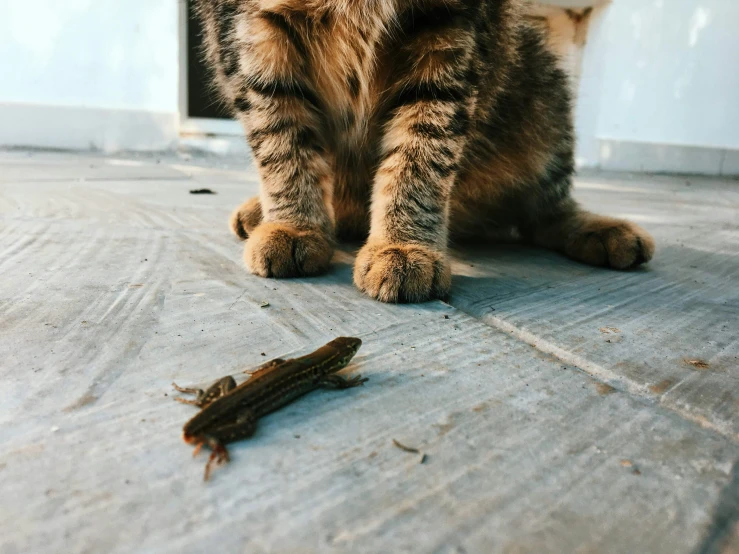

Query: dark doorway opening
186;0;231;120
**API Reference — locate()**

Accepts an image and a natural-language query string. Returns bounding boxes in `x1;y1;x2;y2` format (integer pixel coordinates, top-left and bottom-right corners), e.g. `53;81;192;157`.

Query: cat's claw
353;241;451;303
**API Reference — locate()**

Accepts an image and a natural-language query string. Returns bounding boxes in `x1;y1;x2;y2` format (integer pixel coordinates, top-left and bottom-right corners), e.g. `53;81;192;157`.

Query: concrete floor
0;149;737;554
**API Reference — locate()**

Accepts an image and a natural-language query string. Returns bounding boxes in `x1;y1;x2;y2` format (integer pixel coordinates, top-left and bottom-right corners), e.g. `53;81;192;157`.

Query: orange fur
195;0;655;303
244;222;334;277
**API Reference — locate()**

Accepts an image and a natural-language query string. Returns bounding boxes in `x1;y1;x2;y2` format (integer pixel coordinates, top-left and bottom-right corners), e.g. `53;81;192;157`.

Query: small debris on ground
392;439;428;464
189;188;216;194
685;359;710;370
595;382;617;395
599;327;621;334
259;301;270;308
393;439;420;453
648;378;675;394
621;459;642;474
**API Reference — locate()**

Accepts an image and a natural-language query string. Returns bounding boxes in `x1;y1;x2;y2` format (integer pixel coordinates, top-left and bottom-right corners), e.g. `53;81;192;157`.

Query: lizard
172;336;365;480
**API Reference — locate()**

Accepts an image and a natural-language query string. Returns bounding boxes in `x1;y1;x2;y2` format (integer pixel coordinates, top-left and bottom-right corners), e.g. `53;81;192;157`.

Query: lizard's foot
319;374;369;389
203;443;230;482
344;375;369;388
172;383;201;396
172;383;204;406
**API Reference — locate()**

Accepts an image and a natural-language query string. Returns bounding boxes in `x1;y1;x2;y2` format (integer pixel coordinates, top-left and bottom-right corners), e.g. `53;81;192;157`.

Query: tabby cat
194;0;655;302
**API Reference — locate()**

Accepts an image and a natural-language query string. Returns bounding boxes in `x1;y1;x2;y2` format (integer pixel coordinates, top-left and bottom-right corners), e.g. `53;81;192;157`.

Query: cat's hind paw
244;222;333;278
565;217;655;269
353;242;451;303
230;197;263;240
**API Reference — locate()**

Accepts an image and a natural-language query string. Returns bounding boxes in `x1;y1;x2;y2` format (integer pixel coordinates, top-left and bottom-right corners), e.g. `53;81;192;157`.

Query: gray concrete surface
0;150;737;554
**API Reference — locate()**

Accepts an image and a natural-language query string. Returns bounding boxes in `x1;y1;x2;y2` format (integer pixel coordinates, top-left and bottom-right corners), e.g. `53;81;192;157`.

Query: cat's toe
244;222;333;278
566;217;655;269
230;197;263;240
353;242;451;303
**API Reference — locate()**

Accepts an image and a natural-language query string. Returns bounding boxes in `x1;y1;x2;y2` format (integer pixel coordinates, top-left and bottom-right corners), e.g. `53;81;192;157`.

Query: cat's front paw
353;242;451;303
244;222;333;278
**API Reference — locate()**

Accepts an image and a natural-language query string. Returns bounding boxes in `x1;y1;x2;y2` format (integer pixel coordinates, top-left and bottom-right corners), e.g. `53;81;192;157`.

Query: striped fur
197;0;655;303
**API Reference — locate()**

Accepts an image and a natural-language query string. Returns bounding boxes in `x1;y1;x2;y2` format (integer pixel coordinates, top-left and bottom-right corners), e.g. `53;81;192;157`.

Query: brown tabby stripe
195;0;656;302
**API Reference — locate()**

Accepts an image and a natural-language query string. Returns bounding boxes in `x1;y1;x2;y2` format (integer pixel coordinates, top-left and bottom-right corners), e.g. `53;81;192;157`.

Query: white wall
576;0;739;173
0;0;180;151
0;0;738;173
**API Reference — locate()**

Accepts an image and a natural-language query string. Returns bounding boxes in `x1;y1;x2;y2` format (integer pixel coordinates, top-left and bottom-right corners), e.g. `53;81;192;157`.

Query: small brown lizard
172;337;365;480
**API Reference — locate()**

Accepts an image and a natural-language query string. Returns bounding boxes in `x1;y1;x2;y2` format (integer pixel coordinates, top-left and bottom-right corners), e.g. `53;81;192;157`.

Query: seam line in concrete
456;309;739;444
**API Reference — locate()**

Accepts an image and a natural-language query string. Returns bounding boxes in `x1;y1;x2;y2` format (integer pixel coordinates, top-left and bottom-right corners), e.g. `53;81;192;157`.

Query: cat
193;0;655;302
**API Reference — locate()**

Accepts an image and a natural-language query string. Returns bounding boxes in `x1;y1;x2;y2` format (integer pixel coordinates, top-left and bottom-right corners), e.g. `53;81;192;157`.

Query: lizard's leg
173;376;237;408
243;358;286;376
202;410;258;481
171;384;202;396
319;374;368;389
203;438;230;482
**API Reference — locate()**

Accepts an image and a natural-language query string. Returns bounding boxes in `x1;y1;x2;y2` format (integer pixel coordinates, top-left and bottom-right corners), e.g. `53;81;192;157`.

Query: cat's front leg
234;12;334;278
354;7;477;302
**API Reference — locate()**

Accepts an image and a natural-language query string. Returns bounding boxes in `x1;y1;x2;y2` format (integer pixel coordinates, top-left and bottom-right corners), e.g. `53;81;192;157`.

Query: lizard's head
329;337;362;360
